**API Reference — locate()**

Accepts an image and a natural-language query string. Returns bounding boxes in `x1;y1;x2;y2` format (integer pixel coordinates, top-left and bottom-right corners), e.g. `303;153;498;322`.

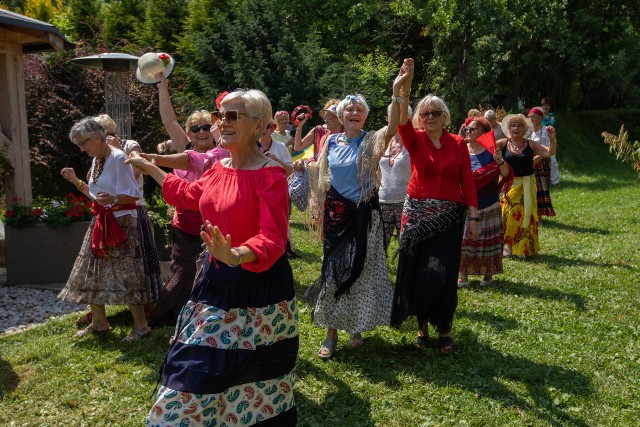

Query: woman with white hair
307;58;413;360
497;113;556;259
127;89;298;426
390;76;480;355
377;103;413;250
58;117;151;341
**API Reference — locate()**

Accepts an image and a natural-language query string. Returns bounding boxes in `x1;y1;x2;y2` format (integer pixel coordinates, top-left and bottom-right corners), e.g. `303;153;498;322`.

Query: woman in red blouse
390;74;480;355
128;89;298;426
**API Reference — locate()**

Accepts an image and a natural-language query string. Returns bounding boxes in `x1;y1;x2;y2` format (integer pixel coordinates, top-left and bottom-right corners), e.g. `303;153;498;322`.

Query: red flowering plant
3;194;92;228
3;197;43;227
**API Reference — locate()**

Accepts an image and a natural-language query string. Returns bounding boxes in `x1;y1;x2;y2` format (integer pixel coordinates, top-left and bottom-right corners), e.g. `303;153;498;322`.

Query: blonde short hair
412;94;451;128
93;114;117;134
185;110;212;133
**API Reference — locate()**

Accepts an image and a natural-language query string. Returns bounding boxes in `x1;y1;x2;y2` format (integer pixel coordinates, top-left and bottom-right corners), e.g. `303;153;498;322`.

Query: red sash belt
90;201;136;257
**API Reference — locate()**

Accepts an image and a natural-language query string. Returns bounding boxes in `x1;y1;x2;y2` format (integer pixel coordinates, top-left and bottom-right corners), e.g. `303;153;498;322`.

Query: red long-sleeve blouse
162;162;289;272
398;120;478;208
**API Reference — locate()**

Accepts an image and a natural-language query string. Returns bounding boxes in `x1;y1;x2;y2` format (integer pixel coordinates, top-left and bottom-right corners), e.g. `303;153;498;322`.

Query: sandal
502;246;512;257
122;326;152;342
457;280;470;288
348;333;364;349
75;311;93;325
414;335;429;349
75;325;112;338
479;276;494;287
439;335;454;355
318;340;337;360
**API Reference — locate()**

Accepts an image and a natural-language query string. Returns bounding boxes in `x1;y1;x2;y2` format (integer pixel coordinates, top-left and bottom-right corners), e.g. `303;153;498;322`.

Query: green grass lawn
1;111;639;426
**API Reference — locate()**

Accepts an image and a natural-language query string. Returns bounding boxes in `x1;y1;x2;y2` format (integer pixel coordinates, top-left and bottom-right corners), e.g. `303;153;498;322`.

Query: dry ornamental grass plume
601;124;640;181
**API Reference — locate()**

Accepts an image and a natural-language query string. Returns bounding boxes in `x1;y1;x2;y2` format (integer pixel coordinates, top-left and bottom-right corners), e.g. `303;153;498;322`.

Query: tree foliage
2;0;639;196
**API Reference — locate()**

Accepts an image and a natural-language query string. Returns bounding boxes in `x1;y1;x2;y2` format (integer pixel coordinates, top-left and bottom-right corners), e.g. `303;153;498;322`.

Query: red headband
274;111;289;119
528;107;543;117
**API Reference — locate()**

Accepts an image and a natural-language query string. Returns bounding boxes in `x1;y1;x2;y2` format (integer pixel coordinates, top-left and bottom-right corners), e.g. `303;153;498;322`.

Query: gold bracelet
76;180;85;191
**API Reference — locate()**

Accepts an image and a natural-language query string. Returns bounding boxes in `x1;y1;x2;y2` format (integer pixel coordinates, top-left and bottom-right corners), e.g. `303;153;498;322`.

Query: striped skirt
459;201;503;276
147;255;298;426
534;159;556;217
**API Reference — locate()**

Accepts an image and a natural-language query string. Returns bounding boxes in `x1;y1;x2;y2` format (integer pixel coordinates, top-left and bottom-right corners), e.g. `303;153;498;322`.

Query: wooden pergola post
0;10;73;208
0;33;30;205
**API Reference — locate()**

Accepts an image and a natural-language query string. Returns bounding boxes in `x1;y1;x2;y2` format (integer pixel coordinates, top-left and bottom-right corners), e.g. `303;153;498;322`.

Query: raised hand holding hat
136;52;175;85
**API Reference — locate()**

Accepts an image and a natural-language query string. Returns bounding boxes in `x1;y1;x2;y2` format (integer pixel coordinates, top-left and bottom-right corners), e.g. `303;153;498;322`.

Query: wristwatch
391;96;403;103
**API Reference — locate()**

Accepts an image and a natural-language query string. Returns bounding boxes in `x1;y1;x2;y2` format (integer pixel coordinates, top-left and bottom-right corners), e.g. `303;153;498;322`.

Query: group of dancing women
55;57;557;426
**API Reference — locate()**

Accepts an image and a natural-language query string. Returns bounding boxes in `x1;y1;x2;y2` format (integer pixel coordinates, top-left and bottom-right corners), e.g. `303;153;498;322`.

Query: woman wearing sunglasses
305;58;413;360
128;89;298;426
145;78;219;328
458;116;512;288
390;85;480;356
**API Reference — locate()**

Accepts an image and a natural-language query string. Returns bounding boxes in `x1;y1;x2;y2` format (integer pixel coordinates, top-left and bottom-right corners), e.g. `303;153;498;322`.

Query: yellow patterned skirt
501;175;539;257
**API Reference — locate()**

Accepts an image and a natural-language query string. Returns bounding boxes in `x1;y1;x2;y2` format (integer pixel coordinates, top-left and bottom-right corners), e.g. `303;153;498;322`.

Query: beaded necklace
338;130;365;145
507;138;527;155
92;158;104;183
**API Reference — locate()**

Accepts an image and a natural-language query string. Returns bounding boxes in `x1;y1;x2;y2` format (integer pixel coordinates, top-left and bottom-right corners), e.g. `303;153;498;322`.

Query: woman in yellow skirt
497;114;557;259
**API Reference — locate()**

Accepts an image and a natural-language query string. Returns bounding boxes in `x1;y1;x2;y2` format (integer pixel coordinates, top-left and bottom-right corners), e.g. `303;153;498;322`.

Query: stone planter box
5;221;90;285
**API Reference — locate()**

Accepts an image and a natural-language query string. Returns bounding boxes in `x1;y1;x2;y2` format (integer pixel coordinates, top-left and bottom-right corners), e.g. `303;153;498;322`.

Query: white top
271;130;291;145
530;125;550;147
121;140;145;206
378;140;411;204
88;148;141;218
263;140;293;166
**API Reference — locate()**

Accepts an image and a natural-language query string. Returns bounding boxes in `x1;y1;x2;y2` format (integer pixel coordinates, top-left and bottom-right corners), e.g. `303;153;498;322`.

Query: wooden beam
0;49;32;206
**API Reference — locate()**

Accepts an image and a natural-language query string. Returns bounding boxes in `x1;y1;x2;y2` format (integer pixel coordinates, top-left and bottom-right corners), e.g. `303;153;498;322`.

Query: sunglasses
189;124;213;133
216;110;258;124
419;110;443;119
266;124;275;130
465;127;478;133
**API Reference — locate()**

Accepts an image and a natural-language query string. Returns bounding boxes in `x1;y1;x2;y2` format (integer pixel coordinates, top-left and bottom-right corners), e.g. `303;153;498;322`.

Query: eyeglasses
218;110;258;124
189;124;213;133
419;110;443;119
265;124;275;130
465;127;478;133
77;137;91;148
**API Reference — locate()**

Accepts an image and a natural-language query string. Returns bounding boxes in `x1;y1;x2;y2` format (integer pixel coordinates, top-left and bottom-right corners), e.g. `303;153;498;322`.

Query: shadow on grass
552;175;633;191
352;332;592;427
542;220;610;235
456;308;519;331
526;253;635;271
71;309;170;383
294;358;375;427
488;279;588;312
0;357;19;398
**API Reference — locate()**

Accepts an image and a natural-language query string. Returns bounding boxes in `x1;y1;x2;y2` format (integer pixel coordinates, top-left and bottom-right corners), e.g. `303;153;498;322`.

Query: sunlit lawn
1;113;639;426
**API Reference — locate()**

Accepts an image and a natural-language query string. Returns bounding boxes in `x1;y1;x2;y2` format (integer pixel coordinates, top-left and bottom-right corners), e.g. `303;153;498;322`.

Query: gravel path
0;284;86;335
